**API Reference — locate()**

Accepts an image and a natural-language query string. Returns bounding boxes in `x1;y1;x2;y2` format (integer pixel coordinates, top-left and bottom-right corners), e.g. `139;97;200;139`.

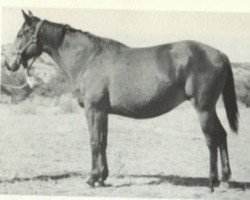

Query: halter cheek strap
17;20;44;55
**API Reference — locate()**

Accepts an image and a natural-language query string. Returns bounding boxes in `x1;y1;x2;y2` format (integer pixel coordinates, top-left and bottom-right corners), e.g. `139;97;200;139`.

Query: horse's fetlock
222;167;231;181
91;169;100;178
100;168;109;180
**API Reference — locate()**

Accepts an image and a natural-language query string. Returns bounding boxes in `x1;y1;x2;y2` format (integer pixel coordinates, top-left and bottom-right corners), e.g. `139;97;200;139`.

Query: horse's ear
21;10;32;26
28;10;33;17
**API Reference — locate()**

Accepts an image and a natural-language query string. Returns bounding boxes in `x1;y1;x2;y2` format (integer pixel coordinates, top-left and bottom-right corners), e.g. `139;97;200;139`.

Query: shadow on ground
0;172;84;184
116;174;250;190
0;172;249;191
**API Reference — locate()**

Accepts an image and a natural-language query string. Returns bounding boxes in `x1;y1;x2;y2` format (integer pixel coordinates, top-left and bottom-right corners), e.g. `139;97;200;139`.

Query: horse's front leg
85;105;109;187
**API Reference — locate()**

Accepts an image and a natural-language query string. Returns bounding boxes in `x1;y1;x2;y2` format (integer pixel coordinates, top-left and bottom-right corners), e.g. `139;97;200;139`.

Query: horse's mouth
5;57;29;72
5;60;20;72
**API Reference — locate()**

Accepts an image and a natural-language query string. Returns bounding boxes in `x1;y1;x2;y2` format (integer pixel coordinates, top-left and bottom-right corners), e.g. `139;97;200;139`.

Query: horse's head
6;10;43;72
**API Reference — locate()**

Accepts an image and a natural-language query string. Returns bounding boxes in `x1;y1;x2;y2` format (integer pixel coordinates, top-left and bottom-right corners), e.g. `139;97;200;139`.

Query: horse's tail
222;57;239;133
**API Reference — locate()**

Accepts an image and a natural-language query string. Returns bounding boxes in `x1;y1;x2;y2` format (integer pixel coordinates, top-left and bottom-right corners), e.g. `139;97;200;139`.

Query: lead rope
0;57;38;89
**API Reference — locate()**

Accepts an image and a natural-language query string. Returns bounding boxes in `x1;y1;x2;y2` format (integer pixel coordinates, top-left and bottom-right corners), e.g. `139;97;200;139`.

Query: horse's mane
83;31;127;49
66;26;127;51
40;20;127;51
39;20;67;49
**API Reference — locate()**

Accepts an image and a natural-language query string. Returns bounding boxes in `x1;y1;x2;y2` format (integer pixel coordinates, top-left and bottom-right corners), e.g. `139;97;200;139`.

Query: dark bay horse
6;10;239;192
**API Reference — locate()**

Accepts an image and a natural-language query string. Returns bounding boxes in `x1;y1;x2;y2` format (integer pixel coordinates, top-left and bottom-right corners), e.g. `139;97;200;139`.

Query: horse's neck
41;25;127;87
42;30;96;84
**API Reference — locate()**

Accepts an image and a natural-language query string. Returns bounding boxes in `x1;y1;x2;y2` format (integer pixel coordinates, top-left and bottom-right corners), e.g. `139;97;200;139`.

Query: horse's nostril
5;62;10;70
5;60;19;72
4;59;11;70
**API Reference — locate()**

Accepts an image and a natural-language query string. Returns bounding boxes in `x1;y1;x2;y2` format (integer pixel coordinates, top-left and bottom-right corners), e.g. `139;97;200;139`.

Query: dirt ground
0;101;250;199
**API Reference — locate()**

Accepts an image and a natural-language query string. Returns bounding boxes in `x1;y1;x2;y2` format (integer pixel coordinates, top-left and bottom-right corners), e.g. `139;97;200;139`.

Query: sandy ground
0;101;250;199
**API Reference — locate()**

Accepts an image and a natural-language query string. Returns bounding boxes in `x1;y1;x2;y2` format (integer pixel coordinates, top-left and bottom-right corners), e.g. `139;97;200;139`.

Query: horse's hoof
213;179;220;187
209;187;214;193
208;181;216;192
209;182;214;192
98;181;106;187
218;181;229;192
87;178;95;187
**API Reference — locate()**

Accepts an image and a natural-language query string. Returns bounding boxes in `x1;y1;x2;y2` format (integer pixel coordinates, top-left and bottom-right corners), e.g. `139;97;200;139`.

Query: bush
1;57;33;103
232;63;250;107
58;93;79;113
1;45;70;102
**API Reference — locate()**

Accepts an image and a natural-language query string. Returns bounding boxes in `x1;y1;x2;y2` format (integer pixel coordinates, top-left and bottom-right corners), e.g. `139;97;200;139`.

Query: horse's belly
109;83;186;118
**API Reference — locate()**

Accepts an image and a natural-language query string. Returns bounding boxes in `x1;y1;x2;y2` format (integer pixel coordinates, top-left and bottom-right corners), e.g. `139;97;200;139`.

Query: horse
5;10;239;192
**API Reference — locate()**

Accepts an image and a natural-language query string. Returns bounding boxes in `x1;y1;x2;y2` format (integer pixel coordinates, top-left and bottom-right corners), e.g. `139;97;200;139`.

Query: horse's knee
90;142;101;156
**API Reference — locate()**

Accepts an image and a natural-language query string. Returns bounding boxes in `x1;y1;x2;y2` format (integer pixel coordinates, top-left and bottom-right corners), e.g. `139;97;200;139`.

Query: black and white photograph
1;0;250;199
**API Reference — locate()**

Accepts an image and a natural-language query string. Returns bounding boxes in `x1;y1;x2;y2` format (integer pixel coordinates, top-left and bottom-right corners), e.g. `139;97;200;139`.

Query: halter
0;20;44;89
17;20;44;56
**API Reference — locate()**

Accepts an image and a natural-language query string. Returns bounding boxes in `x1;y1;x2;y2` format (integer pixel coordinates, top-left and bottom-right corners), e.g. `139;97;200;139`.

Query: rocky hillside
232;63;250;106
1;44;250;106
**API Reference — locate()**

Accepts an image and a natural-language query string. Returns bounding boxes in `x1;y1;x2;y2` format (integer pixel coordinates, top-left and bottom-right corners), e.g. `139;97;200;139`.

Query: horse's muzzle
5;54;22;72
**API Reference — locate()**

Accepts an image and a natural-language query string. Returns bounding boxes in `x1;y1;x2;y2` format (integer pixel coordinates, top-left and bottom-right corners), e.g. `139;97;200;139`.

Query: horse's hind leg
216;117;231;182
196;107;232;191
196;109;219;192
